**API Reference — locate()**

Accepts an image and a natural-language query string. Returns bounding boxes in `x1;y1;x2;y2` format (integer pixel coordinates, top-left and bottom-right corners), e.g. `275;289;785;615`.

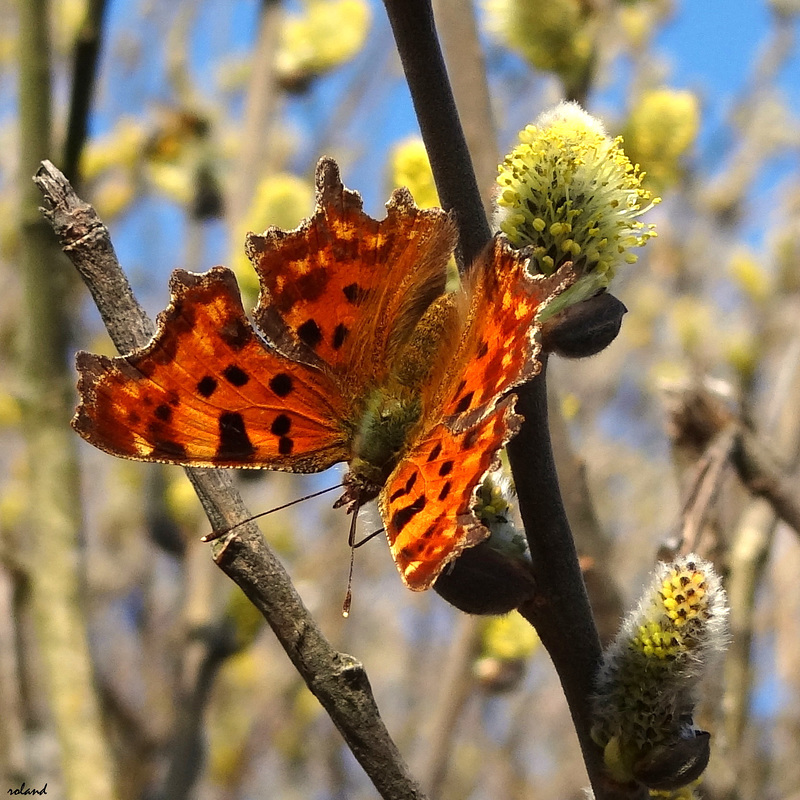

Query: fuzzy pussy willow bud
591;555;728;793
495;102;659;318
434;474;533;615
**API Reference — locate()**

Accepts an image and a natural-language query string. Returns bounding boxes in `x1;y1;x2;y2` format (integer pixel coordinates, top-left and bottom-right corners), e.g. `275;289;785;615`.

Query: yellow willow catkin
495;101;659;317
591;555;728;792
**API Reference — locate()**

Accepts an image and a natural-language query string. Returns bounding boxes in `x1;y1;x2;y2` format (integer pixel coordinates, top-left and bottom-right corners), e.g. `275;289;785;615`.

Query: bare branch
19;0;118;793
672;427;737;557
382;0;491;268
413;616;482;794
511;372;645;800
546;385;624;644
228;0;284;224
34;160;428;800
665;382;800;540
430;0;497;219
380;4;646;797
731;424;800;538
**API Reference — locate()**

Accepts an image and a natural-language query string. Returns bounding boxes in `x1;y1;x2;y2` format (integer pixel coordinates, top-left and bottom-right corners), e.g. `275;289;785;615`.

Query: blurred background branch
16;1;119;798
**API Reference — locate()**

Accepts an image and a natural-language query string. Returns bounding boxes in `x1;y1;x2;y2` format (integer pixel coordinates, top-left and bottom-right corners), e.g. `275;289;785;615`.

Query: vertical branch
715;340;800;799
413;616;482;794
546;386;624;644
62;0;108;187
17;2;119;799
229;0;284;226
509;371;621;798
380;3;644;798
382;0;491;268
430;0;498;219
431;0;623;644
0;566;26;780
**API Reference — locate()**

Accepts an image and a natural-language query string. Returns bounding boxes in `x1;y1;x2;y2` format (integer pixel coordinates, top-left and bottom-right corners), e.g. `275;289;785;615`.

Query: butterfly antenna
342;505;361;618
201;483;342;542
354;527;384;548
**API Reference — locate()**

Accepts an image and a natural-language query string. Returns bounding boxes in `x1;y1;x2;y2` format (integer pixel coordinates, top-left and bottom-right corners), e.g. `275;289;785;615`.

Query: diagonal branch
665;382;800;541
671;427;737;557
731;423;800;538
34;160;428;800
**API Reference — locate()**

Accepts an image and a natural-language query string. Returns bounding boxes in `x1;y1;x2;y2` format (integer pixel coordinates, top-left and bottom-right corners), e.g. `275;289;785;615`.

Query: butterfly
73;157;570;591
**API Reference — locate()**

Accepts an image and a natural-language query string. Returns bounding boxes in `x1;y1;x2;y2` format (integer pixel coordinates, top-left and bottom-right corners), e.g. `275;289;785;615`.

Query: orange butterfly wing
73;267;351;471
246;158;456;385
379;396;519;591
379;240;574;589
433;236;575;425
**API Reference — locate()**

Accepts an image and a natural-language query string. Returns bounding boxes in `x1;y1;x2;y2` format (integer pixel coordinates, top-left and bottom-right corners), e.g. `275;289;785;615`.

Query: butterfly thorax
338;386;422;509
338;293;460;511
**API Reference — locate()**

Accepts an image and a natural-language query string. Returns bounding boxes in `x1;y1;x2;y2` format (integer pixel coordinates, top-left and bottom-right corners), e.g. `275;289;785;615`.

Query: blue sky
86;0;800;311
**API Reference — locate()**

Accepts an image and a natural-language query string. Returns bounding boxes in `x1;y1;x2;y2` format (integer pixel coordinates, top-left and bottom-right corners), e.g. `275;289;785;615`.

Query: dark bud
277;72;315;95
434;542;535;615
474;656;527;693
144;467;186;557
541;292;627;359
632;730;711;791
191;162;224;220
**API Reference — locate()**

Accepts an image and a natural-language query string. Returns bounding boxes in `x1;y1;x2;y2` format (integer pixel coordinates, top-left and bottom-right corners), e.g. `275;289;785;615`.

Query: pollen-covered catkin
494;101;659;318
591;555;728;794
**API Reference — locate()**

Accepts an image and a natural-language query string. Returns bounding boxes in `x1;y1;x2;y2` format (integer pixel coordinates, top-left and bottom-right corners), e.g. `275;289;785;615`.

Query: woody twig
381;2;646;799
665;382;800;541
34;159;428;800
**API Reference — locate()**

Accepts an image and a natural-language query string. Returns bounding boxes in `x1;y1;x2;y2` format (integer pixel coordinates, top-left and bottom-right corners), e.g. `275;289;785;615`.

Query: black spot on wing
461;428;480;452
438;460;454;477
270;414;292;436
297;318;323;350
437;481;452;502
477;340;489;359
219;315;251;351
270;373;293;397
421;523;437;540
223;364;249;387
150;438;187;460
217;412;255;460
454;390;475;415
427;442;442;462
197;376;217;398
278;436;294;455
389;470;418;502
155;404;172;422
342;282;368;304
332;323;348;350
399;542;421;560
391;495;426;533
136;332;179;377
